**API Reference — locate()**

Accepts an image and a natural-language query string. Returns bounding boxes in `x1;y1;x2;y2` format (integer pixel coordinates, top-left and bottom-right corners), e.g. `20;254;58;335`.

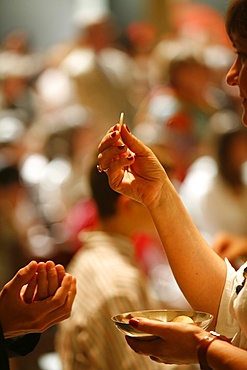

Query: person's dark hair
217;128;247;188
168;56;208;89
0;165;20;186
225;0;247;41
89;160;120;219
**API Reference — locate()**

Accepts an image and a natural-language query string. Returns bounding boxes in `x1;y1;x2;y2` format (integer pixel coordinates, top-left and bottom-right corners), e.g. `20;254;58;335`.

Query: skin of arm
98;124;227;323
0;260;76;338
125;318;247;370
207;338;247;370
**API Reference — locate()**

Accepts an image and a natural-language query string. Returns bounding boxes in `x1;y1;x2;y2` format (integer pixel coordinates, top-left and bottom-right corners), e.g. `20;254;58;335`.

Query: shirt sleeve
215;259;239;338
5;333;40;358
0;324;9;370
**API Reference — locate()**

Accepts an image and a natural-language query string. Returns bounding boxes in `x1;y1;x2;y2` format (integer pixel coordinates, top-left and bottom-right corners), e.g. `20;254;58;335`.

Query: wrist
197;331;231;370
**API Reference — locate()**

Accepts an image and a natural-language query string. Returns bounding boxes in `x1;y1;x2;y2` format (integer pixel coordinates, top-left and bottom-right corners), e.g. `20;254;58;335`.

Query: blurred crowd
1;2;247;369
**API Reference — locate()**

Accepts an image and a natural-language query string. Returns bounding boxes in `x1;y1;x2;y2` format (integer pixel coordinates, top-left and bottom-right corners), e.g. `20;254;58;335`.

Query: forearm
207;339;247;369
148;178;227;320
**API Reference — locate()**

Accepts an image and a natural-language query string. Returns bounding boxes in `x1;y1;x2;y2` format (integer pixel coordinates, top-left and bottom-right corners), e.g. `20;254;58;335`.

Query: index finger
129;318;170;338
97;126;122;154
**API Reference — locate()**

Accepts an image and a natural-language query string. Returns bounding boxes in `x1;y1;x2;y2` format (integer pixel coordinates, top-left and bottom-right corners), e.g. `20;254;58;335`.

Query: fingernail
113;124;118;131
127;155;134;160
118;144;125;149
125;124;130;132
129;318;139;327
111;131;117;138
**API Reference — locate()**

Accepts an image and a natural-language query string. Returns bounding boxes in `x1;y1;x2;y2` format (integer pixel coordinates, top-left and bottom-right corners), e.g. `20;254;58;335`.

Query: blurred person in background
0;164;32;287
0;160;74;297
17;104;100;269
59;9;138;136
0;60;38;126
179;116;247;269
56;153;191;370
169;2;230;47
0;110;27;167
0;29;44;125
121;21;158;108
0;107;95;286
1;29;32;55
212;232;247;270
133;37;237;183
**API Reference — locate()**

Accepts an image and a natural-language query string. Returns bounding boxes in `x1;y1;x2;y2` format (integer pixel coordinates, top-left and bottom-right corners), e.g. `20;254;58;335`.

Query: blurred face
3;77;27;103
226;35;247;126
171;62;210;102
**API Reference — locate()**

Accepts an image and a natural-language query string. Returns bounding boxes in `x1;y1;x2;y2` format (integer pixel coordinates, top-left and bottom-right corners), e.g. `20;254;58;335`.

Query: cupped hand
23;261;66;303
97;124;168;208
125;317;206;365
0;260;76;338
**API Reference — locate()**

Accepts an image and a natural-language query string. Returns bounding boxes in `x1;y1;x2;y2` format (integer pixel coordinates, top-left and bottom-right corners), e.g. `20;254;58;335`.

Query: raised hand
23;261;66;302
97;124;168;208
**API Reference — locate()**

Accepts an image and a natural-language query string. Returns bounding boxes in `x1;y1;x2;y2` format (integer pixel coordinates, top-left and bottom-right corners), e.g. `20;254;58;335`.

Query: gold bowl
111;309;213;339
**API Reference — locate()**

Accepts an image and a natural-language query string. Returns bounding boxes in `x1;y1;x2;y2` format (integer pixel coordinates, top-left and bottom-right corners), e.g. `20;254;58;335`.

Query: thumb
7;260;38;293
121;124;147;155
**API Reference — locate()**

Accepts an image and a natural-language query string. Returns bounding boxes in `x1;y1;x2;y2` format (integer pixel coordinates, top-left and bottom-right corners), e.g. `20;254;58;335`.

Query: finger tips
45;260;55;266
36;263;48;300
62;273;72;284
129;318;158;335
14;261;38;287
98;129;121;153
37;262;46;272
28;260;38;270
55;264;65;273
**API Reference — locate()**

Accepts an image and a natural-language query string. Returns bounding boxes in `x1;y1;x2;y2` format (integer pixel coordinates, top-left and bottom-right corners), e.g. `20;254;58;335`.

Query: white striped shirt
55;231;169;370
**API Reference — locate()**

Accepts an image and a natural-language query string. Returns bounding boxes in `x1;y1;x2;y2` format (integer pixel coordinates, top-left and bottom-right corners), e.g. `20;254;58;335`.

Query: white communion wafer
119;112;124;132
171;315;194;324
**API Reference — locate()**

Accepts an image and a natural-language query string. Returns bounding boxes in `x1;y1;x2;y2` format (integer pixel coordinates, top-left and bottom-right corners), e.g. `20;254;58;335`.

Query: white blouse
216;259;247;349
